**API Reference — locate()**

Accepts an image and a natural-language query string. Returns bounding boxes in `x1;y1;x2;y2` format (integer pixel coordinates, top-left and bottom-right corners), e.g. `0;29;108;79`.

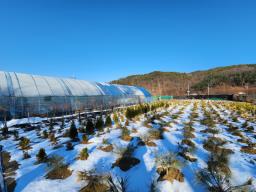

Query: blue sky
0;0;256;82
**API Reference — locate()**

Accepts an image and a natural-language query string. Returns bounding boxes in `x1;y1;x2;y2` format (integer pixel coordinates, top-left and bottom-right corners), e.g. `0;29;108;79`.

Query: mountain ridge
111;64;256;96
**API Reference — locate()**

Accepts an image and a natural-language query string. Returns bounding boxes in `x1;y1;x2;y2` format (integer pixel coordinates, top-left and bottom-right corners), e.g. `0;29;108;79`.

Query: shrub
49;119;54;132
60;118;65;129
23;151;31;159
2;122;8;137
120;115;125;122
102;138;109;145
232;130;244;138
125;120;129;126
242;121;248;128
79;148;89;160
148;129;162;140
197;155;252;192
203;137;233;155
66;142;73;150
13;130;19;140
232;116;238;122
36;148;47;163
78;171;109;192
241;145;256;154
42;130;48;139
105;115;112;127
19;137;30;150
113;113;119;124
86;119;94;135
49;133;57;145
81;134;88;144
207;128;219;136
47;155;64;168
181;139;195;148
95;117;104;132
121;127;131;141
184;130;195;139
69;120;78;140
78;112;82;123
46;155;71;180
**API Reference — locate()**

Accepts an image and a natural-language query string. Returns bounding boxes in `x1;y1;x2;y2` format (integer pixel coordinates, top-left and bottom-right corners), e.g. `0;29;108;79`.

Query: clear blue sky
0;0;256;82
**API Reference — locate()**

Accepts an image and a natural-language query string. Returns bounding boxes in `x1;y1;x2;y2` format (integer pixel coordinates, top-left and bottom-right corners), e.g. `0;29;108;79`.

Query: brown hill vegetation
111;64;256;96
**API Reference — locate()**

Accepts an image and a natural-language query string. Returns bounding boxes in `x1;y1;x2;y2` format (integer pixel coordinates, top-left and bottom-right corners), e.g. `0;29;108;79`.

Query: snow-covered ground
0;100;255;192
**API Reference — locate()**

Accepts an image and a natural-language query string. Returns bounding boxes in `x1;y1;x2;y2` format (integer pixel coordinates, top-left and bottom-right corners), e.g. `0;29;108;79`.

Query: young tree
19;137;31;159
79;148;89;160
95;116;104;132
113;113;119;124
78;112;82;123
2;121;8;137
66;142;73;150
125;120;129;127
81;134;88;144
86;119;94;135
49;133;57;145
105;115;112;127
23;151;31;159
13;130;19;140
36;148;47;163
60;118;65;129
19;137;30;150
42;130;49;139
47;155;65;170
49;119;54;132
69;120;78;140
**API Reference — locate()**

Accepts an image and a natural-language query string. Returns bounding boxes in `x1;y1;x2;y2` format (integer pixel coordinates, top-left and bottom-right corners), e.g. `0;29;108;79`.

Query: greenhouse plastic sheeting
0;71;152;119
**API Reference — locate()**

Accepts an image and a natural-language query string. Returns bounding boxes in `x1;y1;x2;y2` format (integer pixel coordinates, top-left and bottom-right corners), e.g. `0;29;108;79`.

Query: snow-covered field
1;100;256;192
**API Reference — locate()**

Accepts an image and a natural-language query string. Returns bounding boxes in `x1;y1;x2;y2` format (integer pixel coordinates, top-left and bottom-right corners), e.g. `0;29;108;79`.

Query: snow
0;100;255;192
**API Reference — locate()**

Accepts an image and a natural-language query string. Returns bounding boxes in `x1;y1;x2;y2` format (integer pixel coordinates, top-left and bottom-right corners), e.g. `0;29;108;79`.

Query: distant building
233;92;247;102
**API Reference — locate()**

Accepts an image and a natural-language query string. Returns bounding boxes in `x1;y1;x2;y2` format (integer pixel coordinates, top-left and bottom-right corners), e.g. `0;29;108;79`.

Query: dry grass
78;171;109;192
46;155;72;180
181;139;196;148
98;145;113;152
148;129;163;140
241;146;256;154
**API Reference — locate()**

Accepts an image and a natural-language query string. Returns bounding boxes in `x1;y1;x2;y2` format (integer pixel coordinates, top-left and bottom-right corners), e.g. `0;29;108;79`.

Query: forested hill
111;64;256;96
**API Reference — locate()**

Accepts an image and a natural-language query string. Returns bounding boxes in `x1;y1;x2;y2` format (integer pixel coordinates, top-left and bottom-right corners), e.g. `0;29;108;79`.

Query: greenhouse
0;71;152;119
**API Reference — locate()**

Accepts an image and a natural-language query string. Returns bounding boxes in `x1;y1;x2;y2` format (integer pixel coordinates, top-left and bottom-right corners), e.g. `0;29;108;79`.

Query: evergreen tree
36;148;47;163
82;134;88;144
69;120;78;140
2;121;8;137
60;118;65;129
42;130;48;139
86;119;94;135
113;113;119;124
23;151;31;159
95;116;104;131
49;133;57;145
79;148;89;160
105;115;112;127
49;119;54;132
78;112;82;123
13;130;19;140
19;137;30;150
66;142;73;150
125;120;129;126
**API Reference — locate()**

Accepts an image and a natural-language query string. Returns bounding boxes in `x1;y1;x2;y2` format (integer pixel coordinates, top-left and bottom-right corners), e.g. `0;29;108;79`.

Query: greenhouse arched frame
0;71;152;120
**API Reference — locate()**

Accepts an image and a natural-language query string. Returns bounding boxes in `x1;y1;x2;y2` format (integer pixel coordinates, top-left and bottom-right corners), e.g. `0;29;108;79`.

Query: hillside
111;64;256;96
